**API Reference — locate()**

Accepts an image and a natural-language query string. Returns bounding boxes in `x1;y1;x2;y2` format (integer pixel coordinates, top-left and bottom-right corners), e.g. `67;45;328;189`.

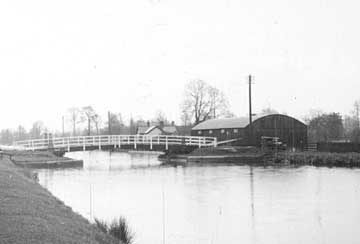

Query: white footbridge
13;135;218;152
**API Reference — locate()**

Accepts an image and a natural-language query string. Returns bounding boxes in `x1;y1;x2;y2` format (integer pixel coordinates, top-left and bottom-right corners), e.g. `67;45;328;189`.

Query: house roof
137;125;179;135
176;125;192;135
144;126;165;134
137;126;148;134
162;126;178;134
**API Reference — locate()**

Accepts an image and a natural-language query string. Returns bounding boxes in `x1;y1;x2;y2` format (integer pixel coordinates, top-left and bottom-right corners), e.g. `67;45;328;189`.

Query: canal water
36;151;360;244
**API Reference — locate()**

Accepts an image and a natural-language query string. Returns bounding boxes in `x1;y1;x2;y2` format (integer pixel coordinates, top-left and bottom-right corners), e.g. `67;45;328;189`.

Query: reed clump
95;217;134;244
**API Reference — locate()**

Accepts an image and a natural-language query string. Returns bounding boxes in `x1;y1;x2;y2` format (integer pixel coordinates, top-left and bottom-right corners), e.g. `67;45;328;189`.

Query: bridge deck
14;135;217;152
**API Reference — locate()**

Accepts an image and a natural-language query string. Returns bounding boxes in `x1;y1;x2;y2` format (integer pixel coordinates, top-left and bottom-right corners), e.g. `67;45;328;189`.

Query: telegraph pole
108;111;111;135
62;116;65;136
248;74;253;125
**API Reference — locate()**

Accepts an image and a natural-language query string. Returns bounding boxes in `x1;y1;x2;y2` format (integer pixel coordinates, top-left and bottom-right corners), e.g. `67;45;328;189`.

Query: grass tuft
94;218;108;234
95;217;135;244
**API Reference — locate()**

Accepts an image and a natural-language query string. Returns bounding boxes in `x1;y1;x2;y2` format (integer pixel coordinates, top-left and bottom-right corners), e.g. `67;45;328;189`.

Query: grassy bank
163;146;360;167
275;151;360;167
0;154;118;244
189;146;261;156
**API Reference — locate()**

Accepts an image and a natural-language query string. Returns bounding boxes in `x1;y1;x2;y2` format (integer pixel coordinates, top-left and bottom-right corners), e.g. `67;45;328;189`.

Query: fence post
214;137;217;147
165;136;168;150
67;138;70;152
99;136;101;150
118;136;121;149
83;137;86;151
114;136;116;148
150;136;153;150
134;135;137;149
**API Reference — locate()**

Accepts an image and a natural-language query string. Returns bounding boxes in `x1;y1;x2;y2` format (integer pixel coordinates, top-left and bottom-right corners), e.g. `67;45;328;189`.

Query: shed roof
192;117;253;130
192;114;306;130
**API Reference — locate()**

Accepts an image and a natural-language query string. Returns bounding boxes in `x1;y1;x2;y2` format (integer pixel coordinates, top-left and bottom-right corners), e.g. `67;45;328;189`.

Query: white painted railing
13;135;217;151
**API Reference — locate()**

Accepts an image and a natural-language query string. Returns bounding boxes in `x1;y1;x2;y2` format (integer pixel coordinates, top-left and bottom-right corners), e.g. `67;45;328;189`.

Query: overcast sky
1;0;360;132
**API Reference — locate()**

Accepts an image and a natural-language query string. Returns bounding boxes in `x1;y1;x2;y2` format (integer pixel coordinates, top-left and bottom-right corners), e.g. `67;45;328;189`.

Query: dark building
191;114;307;149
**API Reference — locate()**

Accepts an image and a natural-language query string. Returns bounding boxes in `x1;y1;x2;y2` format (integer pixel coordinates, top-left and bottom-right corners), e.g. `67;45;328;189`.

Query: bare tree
180;108;191;126
106;112;124;134
29;121;45;139
92;114;102;135
208;86;229;119
0;129;14;145
181;80;211;125
15;125;27;141
353;100;360;128
68;107;84;136
82;106;97;135
153;110;169;125
181;80;231;125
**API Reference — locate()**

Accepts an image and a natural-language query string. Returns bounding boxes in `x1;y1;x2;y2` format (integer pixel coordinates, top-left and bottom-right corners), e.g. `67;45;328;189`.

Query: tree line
0;108;176;145
0;79;235;145
305;100;360;143
2;79;360;145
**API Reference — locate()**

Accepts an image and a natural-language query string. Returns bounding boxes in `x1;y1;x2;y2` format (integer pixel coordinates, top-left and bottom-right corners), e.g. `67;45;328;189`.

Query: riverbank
159;146;360;167
274;151;360;167
0;153;118;244
159;146;264;164
2;150;83;168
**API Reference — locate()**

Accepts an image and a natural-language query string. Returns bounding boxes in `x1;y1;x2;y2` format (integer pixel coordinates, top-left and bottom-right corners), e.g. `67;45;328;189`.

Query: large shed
191;114;307;149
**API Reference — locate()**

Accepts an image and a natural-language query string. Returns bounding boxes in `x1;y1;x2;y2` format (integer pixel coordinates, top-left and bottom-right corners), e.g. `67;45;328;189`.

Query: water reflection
36;151;360;244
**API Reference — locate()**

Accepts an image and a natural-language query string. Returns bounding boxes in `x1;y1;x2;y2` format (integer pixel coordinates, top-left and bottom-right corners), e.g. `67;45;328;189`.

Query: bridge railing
13;135;217;151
